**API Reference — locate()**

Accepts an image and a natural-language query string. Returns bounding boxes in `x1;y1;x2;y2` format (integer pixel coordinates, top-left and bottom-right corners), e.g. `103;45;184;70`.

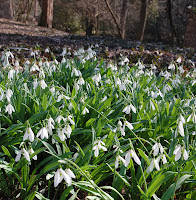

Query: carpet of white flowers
0;47;196;199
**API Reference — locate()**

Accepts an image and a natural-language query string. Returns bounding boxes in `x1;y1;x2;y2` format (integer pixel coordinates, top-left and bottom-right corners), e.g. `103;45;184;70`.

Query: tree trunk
137;0;147;42
39;0;53;28
166;0;176;44
104;0;122;37
120;0;129;39
0;0;13;20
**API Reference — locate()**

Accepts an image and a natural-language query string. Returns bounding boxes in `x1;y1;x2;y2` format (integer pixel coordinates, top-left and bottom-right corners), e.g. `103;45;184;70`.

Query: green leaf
146;171;175;198
42;93;48;110
161;174;192;200
86;118;96;127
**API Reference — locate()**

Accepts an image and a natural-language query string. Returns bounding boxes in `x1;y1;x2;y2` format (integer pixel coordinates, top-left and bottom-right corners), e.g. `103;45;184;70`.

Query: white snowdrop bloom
187;112;196;123
178;65;185;74
57;94;70;102
124;121;134;130
151;91;158;98
115;155;126;169
125;150;141;166
179;114;186;124
147;157;160;173
5;103;15;115
173;145;188;161
28;147;37;160
71;67;81;77
58;128;66;141
123;104;136;114
30;63;39;72
60;48;67;56
36;127;49;140
6;89;13;102
33;78;39;90
47;117;55;135
176;57;182;63
115;77;121;87
82;107;89;115
178;120;185;137
54;168;75;187
192;131;196;136
192;79;196;86
45;47;50;53
77;77;85;85
50;86;55;94
92;73;101;86
101;96;107;103
168;63;175;70
160;154;167;164
152;143;164;157
8;69;15;80
108;63;117;71
93;140;107;157
39;79;47;89
15;148;30;162
39;68;45;78
23;127;35;142
136;61;145;70
56;115;65;124
63;124;72;138
67;115;75;125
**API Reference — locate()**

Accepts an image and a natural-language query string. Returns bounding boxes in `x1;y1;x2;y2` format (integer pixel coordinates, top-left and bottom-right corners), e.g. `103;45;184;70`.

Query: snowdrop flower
39;79;47;89
67;115;75;125
36;127;49;139
28;147;37;160
115;155;126;169
6;89;13;102
71;67;81;77
63;124;72;138
47;117;55;135
77;77;85;85
50;85;55;94
58;128;66;141
57;94;70;102
125;149;141;166
33;78;39;90
152;143;164;157
123;104;136;114
93;140;107;157
45;47;50;53
187;112;196;123
117;120;125;136
168;63;175;70
176;57;182;63
173;145;189;161
178;120;185;137
147;157;160;173
124;120;134;130
15;148;30;162
5;103;15;115
160;154;167;164
54;168;74;187
30;63;39;72
92;73;101;86
82;107;89;115
23;127;34;142
56;115;65;124
8;69;15;80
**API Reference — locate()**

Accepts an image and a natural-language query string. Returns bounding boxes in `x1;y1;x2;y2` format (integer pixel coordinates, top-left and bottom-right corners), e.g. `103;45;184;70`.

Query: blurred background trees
0;0;195;45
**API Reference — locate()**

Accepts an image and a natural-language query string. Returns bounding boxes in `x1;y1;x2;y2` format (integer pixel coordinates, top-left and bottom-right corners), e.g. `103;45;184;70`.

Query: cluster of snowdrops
0;46;195;199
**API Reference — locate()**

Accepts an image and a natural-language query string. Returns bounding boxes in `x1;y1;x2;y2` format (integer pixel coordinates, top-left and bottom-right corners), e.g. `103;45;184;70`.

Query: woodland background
0;0;195;47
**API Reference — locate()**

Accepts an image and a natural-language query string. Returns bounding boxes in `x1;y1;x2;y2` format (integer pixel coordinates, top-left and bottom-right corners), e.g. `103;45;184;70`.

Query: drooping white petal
154;158;160;171
125;151;131;167
125;121;133;130
147;160;154;173
183;149;189;160
65;168;76;179
22;148;30;162
130;104;136;113
162;154;167;164
130;150;141;165
178;121;184;137
15;150;22;162
123;105;131;114
152;143;159;157
54;169;60;187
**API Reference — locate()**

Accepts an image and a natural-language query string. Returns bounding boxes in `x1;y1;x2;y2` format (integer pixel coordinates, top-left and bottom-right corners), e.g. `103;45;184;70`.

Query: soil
0;18;196;69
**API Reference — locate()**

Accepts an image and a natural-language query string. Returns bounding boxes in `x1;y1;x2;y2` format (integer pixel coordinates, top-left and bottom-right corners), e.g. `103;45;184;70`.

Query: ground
0;18;195;69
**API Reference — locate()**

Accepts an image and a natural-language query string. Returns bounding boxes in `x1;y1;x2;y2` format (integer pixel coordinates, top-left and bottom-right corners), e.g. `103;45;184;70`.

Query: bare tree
104;0;129;38
39;0;53;28
137;0;148;42
0;0;13;20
